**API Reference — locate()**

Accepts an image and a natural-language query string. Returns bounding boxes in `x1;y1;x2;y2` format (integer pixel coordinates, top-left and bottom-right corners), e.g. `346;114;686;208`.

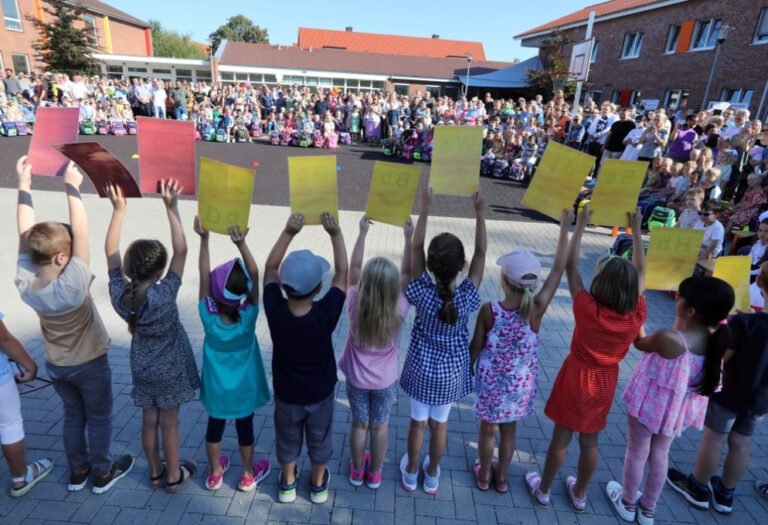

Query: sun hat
211;258;252;306
497;248;541;286
279;250;330;296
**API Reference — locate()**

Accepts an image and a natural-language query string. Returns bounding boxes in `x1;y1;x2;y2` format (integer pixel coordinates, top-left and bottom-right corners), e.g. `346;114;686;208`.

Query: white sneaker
605;481;635;522
422;456;440;495
399;454;417;492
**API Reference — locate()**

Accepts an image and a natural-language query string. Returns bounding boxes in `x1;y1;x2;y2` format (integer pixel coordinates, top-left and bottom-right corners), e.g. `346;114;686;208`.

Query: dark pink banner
137;117;196;195
27;107;80;176
54;142;142;198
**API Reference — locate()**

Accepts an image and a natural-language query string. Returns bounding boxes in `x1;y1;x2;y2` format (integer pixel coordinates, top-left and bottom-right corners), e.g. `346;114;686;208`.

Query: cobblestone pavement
0;188;765;524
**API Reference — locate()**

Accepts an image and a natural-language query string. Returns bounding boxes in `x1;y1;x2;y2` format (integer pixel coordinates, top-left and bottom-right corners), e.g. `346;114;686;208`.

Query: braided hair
427;233;465;325
123;240;168;334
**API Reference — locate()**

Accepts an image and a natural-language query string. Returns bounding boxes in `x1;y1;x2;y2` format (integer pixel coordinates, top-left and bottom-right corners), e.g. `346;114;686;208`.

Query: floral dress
474;302;539;423
718;187;768;228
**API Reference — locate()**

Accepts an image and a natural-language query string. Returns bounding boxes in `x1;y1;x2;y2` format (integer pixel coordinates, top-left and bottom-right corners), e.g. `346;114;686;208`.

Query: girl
193;218;271;492
105;181;199;492
470;209;573;492
400;187;486;495
339;216;413;490
526;206;647;511
606;276;734;524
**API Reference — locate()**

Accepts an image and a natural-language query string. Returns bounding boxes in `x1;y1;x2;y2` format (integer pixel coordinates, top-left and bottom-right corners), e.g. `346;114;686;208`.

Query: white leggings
410;398;452;423
0;379;24;445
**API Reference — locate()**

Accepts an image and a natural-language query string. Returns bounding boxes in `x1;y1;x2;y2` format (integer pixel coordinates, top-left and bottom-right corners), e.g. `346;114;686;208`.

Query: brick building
515;0;768;120
0;0;151;74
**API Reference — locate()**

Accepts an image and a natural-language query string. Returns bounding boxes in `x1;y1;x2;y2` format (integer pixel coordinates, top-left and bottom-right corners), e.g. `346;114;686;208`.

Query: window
0;52;4;71
220;72;234;82
176;69;192;81
11;53;28;74
127;67;147;73
83;15;98;46
665;25;681;53
586;90;602;104
611;90;621;104
720;89;754;106
263;74;277;83
425;85;441;98
621;32;643;58
107;65;123;80
2;0;22;31
195;70;211;81
663;89;690;109
755;8;768;44
152;69;171;75
590;41;598;63
690;18;722;50
319;77;332;88
372;80;386;91
394;84;409;96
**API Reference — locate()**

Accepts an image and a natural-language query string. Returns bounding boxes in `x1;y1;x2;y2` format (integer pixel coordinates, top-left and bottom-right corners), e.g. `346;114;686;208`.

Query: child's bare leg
206;441;222;476
369;423;388;473
426;419;447;477
159;407;181;482
281;461;297;485
141;408;163;478
406;419;427;473
477;421;497;482
574;432;599;499
311;462;327;486
349;421;369;470
239;444;254;476
3;440;27;488
541;424;574;493
496;422;517;483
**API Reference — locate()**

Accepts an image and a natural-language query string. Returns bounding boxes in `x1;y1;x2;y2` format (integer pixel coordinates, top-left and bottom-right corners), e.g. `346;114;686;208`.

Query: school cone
611;226;619;237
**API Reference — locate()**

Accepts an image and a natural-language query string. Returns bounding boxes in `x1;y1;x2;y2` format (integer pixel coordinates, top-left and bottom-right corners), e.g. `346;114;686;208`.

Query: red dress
545;289;647;433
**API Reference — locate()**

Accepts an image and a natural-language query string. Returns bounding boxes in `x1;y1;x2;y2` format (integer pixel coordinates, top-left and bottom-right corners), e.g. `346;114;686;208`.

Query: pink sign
27;107;80;176
54;143;142;198
137;117;196;195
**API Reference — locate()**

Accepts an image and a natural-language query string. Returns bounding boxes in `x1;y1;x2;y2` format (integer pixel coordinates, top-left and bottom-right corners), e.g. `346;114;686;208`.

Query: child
105;181;199;492
606;276;735;524
349;106;361;143
676;188;704;229
514;134;539;180
470;209;573;492
526;206;647;512
193;218;271;492
747;219;768;281
339;216;413;489
713;149;734;200
263;212;348;504
0;312;53;497
699;167;722;201
696;202;724;260
400;187;487;495
15;157;133;494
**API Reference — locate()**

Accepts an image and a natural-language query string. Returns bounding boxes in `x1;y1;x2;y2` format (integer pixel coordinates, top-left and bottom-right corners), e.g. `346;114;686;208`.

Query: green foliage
32;0;96;75
150;20;207;59
209;15;269;54
526;29;577;100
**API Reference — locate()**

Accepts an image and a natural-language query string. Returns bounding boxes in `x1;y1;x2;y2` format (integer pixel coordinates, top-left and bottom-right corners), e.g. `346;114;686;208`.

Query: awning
457;55;543;88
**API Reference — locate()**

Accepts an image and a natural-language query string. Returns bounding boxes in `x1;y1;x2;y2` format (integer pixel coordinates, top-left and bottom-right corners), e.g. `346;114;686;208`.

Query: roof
218;41;511;81
72;0;149;28
457;56;543;88
515;0;685;39
297;27;486;60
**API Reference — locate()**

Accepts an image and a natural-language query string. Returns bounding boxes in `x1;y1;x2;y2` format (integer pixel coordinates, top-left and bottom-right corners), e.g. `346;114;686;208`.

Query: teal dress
198;298;271;419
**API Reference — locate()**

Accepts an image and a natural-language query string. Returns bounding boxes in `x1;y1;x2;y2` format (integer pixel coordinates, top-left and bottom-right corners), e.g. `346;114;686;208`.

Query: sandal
10;458;54;498
756;480;768;499
491;463;508;493
206;456;229;491
473;459;491;491
165;459;196;494
525;471;550;507
150;461;166;490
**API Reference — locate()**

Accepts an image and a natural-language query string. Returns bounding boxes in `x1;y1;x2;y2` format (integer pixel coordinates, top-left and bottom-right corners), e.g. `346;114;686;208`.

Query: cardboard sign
430;126;482;196
366;161;421;226
137;117;196;195
589;160;647;226
288;156;338;224
198;158;255;235
54;143;142;198
27;106;79;176
645;228;704;290
713;256;752;313
522;141;595;220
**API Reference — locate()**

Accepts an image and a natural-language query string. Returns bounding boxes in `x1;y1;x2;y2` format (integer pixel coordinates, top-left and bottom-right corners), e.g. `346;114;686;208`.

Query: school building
515;0;768;120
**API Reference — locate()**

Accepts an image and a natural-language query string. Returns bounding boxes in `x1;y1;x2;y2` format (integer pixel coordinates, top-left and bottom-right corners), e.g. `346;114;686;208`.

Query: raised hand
228;224;249;245
106;182;126;212
63;161;83;189
472;190;485;215
16;155;31;189
629;207;642;232
359;214;372;235
575;203;593;229
160;178;182;208
561;207;575;227
321;212;340;236
285;213;305;235
193;215;208;238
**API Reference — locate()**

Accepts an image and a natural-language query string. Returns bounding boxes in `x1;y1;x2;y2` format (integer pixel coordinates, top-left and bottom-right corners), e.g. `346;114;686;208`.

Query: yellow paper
645;228;704;290
713;256;752;313
589;160;647;227
288;155;338;224
430;126;482;196
198;158;255;235
366;162;421;226
522;142;595;220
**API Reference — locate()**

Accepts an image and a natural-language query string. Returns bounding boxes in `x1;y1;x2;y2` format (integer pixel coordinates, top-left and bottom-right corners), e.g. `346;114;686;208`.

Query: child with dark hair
400;187;487;495
105;181;199;493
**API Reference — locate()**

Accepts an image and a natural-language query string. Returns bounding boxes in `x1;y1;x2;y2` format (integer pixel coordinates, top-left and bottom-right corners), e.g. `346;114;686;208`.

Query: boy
676;188;704;230
14;156;133;494
695;202;725;260
263;212;348;504
668;261;768;513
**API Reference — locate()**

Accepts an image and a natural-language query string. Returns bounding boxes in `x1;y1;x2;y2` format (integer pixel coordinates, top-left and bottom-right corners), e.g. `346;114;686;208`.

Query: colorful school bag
280;130;292;146
15;121;30;136
509;161;525;181
299;133;312;147
312;133;324;148
96;120;109;135
493;159;509;178
110;121;126;136
402;143;415;160
269;130;280;145
339;132;351;144
325;133;339;149
647;206;677;231
2;121;18;136
382;138;395;156
480;156;494;177
610;233;635;258
126;121;138;135
215;128;228;142
235;127;249;143
250;125;263;137
80;120;96;135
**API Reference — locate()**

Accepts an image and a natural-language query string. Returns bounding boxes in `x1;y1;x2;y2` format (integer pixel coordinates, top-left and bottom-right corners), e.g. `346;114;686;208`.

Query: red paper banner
54;143;142;198
27;107;80;176
137;117;196;195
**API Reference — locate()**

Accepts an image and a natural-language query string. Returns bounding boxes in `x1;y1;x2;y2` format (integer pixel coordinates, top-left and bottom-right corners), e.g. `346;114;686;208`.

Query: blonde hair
26;221;71;266
355;257;404;348
590;257;639;314
685;187;705;199
503;274;538;322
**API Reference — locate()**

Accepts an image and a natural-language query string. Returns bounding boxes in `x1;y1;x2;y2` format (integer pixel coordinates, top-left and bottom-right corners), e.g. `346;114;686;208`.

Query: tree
32;0;96;75
209;15;268;54
526;30;578;101
150;20;207;59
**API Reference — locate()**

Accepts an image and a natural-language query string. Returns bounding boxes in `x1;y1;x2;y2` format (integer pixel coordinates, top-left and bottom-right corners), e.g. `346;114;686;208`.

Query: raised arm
161;179;187;277
16;156;34;254
229;224;259;304
401;218;414;292
104;182;126;270
533;208;573;319
264;213;304;287
63;162;89;264
322;212;348;292
565;204;592;298
468;191;487;288
630;209;645;294
411;186;432;278
348;215;371;289
193;216;211;301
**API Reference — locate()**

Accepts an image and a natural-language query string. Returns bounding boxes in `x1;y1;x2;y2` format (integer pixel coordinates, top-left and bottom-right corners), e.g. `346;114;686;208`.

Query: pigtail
435;272;458;325
123;239;168;335
127;279;140;335
696;323;731;396
427;233;465;326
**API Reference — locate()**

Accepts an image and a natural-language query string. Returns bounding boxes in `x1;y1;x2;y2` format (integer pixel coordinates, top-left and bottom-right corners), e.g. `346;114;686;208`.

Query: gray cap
279;250;330;296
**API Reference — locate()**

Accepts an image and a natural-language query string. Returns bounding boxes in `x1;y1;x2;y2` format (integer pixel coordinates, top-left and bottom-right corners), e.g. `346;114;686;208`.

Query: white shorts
410;398;452;423
0;379;24;445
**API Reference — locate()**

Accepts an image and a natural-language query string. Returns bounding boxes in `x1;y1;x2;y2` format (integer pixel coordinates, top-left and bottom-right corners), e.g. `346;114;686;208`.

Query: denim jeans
174;106;188;121
46;355;113;476
154;105;166;119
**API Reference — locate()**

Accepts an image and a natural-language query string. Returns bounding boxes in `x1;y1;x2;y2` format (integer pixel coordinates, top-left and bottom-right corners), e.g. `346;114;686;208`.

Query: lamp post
464;52;473;97
702;24;730;109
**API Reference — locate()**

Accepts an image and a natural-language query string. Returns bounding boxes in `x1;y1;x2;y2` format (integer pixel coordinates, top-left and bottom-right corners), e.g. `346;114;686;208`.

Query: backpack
493;159;509;179
215;129;228;142
3;121;18;136
312;133;324;148
325;133;338;149
269;130;280;145
126;121;137;135
15;121;29;136
339;132;351;144
235;127;248;143
648;206;677;231
110;121;126;136
96;120;109;135
250;125;263;137
299;133;312;147
80;120;96;135
610;233;635;259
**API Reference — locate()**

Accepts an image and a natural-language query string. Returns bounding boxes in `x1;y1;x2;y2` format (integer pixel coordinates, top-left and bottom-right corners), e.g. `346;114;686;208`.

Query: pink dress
622;331;708;437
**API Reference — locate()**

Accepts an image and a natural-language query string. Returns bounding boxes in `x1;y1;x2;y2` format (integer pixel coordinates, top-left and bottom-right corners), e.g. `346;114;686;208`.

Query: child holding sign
527;207;647;512
470;209;573;492
606;276;734;523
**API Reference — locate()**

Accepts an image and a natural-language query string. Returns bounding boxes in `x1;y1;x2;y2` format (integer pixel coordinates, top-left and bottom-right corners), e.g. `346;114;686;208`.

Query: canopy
457;55;543;88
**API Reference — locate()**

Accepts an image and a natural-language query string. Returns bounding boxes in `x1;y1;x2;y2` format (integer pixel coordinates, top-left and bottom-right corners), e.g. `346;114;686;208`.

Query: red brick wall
106;18;149;56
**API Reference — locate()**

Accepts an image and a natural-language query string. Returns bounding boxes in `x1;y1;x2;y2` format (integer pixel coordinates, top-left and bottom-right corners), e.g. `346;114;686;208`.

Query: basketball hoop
549;70;569;93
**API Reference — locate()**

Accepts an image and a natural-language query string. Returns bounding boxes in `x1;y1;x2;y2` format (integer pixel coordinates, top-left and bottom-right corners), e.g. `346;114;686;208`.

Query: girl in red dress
526;206;647;512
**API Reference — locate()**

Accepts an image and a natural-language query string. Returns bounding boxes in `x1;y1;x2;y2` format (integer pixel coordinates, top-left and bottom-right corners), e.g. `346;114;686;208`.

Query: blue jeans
174;106;188;121
154;105;166;119
46;355;113;476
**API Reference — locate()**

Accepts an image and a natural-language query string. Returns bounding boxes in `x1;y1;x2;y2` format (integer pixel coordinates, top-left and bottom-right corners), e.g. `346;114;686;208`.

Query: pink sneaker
525;472;550;507
238;459;271;492
365;466;382;489
566;475;587;512
349;453;369;487
206;456;230;491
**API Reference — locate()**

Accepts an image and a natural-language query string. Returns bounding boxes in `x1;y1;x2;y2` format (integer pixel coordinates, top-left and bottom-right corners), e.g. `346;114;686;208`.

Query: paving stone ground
0;187;766;524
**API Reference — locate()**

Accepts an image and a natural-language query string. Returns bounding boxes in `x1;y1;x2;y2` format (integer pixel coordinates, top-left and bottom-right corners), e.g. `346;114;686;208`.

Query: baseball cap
497;249;541;286
279;250;330;296
211;258;252;306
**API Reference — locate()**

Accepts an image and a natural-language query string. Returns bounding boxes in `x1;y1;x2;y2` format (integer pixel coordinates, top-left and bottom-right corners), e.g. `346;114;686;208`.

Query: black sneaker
67;465;91;491
666;468;710;510
92;455;134;494
710;476;734;514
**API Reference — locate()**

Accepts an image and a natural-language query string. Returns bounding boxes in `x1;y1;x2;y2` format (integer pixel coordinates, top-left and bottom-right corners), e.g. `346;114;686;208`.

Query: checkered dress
400;272;481;405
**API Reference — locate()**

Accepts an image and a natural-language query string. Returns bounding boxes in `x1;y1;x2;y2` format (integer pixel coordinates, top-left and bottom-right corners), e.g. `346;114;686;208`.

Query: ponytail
697;323;731;396
427;233;465;326
127;280;140;335
504;276;537;322
123;239;168;335
435;275;458;325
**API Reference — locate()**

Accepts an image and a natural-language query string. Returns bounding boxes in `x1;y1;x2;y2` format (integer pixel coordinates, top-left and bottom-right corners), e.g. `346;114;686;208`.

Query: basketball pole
572;10;595;112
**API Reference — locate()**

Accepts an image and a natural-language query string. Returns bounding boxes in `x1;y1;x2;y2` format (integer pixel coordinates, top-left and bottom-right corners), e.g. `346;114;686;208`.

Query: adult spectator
314;93;330;118
667;113;699;162
152;80;167;119
170;80;189;120
722;109;749;140
637;113;670;161
586;102;616;162
4;69;21;97
17;72;32;100
70;74;87;101
603;107;635;160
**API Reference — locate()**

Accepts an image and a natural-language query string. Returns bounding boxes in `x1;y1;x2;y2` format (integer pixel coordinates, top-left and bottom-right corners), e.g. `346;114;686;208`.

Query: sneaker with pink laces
349;453;369;487
238;459;271;492
525;472;551;507
365;466;382;489
566;475;587;512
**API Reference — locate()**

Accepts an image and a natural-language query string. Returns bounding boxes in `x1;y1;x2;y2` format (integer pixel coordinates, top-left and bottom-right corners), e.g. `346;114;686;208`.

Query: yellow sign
713;256;752;313
430;126;482;196
288;156;338;224
366;162;421;226
589;160;647;227
522;142;595;220
645;228;704;290
198;158;255;235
